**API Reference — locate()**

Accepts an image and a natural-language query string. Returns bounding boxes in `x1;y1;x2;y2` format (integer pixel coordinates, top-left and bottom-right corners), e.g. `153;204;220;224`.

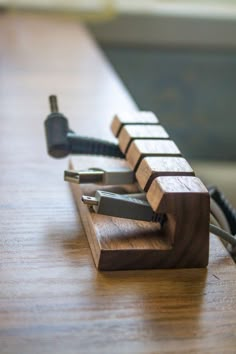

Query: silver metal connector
81;195;99;206
64;170;80;184
64;169;104;184
49;95;59;113
64;167;135;185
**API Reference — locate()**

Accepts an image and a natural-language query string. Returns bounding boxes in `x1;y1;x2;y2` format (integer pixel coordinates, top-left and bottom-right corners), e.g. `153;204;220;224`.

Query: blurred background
1;0;236;203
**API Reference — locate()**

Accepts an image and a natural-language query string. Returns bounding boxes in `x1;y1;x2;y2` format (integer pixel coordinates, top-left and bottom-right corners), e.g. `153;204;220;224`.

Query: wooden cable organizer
69;112;210;270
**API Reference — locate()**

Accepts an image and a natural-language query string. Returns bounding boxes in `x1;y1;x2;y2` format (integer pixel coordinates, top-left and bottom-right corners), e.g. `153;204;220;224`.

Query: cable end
82;195;99;206
64;170;80;184
49;95;59;113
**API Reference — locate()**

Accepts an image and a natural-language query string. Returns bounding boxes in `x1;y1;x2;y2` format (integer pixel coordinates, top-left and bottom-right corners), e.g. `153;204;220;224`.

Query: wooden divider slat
126;139;181;170
136;156;195;191
111;111;158;137
146;175;208;212
145;175;210;267
118;124;169;153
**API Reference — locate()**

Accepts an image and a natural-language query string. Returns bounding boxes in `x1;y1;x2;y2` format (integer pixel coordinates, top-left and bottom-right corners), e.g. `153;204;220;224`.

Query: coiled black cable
68;134;124;158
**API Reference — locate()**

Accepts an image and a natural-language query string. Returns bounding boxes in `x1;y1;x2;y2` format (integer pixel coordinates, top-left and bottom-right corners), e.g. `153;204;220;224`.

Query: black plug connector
44;95;70;158
44;95;124;159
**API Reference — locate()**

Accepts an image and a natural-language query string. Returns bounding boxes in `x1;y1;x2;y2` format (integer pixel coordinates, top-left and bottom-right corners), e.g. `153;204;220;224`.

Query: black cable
68;134;124;158
44;95;124;159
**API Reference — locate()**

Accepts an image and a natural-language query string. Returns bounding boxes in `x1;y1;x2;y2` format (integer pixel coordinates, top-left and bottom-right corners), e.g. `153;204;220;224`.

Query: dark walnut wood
126;139;182;170
118;124;169;153
70;110;209;270
111;111;158;136
69;158;173;270
147;176;210;267
69;161;209;269
136;156;195;191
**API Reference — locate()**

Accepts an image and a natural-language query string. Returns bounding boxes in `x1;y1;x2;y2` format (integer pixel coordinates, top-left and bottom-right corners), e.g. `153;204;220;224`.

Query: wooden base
69;158;209;270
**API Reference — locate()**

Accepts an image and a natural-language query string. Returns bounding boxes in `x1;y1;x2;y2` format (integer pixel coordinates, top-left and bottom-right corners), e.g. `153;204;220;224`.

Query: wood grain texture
126;139;182;170
71;157;209;269
69;159;174;270
111;111;158;137
136;156;195;191
0;12;236;354
146;176;210;266
118;124;169;153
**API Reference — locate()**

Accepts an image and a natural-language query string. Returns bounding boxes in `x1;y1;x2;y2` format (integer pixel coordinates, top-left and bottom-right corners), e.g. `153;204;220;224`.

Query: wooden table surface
0;12;236;354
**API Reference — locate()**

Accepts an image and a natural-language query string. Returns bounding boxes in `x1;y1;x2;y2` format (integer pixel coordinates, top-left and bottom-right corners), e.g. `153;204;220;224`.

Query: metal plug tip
49;95;59;113
64;170;80;184
81;195;99;206
65;169;104;184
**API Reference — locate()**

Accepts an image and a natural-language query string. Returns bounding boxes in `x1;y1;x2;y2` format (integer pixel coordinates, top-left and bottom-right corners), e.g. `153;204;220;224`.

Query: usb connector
82;190;166;226
64;167;135;185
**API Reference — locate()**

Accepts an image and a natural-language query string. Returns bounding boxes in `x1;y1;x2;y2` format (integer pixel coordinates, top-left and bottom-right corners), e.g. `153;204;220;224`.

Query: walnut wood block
68;160;175;270
70;183;174;270
111;111;158;137
136;156;195;191
118;124;169;154
69;161;209;269
146;176;210;267
126;139;181;170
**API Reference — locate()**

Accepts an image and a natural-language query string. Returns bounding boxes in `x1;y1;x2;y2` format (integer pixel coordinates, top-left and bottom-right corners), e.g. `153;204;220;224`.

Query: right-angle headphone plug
44;95;124;159
44;95;70;158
